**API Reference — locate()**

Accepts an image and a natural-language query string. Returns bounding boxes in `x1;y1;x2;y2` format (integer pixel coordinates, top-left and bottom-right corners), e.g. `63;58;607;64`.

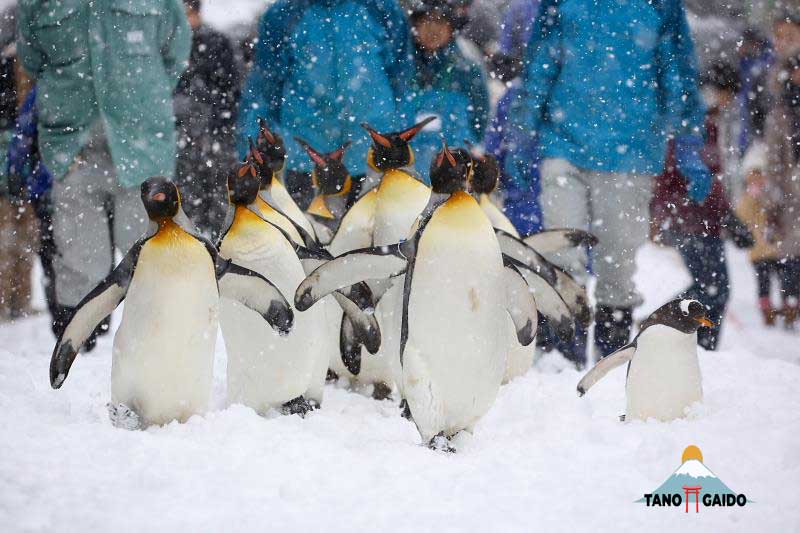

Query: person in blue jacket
511;0;712;366
406;0;489;175
238;0;414;205
484;0;542;237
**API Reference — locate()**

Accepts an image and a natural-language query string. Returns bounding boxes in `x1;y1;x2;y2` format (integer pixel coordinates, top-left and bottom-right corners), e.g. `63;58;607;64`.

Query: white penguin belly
220;220;326;412
111;238;218;426
626;325;703;421
402;198;507;441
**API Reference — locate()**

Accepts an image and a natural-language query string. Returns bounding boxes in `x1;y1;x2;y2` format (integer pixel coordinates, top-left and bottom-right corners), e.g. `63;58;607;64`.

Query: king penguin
50;177;293;429
218;156;332;415
577;298;712;422
294;147;541;451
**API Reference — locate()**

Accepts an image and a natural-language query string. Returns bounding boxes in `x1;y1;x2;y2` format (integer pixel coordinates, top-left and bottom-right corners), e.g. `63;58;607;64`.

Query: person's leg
9;204;37;318
781;256;800;329
675;234;729;350
0;198;16;319
539;158;591;366
111;181;149;258
589;171;653;356
753;260;776;325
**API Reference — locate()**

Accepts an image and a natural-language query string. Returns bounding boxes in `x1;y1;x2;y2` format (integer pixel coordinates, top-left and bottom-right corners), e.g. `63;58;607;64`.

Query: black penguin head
430;143;472;194
141;177;180;222
640;298;715;335
295;137;353;195
254;118;287;177
468;150;500;195
362;117;436;171
227;155;262;206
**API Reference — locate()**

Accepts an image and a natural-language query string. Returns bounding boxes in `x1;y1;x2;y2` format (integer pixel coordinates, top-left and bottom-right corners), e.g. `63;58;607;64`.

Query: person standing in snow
511;0;711;365
484;0;542;237
237;0;415;208
651;63;755;351
174;0;240;238
406;0;489;176
17;0;191;346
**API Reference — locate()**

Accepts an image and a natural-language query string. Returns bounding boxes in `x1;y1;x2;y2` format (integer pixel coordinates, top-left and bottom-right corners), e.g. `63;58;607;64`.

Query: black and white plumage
577;298;712;422
50;177;293;428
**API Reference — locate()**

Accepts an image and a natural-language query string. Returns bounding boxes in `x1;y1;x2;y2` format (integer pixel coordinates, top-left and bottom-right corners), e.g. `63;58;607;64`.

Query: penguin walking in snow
294;138;354;245
217;156;378;414
252;119;320;241
294;145;540;451
577;298;712;422
50;177;294;429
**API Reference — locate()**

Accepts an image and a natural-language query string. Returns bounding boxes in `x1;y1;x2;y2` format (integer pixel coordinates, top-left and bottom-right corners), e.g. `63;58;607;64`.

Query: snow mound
674;459;715;478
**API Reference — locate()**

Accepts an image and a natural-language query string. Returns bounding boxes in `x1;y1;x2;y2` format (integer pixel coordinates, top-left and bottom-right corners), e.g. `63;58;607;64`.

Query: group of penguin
50;117;714;450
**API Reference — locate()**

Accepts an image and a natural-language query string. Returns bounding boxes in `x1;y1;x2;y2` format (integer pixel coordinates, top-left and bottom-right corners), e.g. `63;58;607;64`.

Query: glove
722;209;755;249
674;135;712;203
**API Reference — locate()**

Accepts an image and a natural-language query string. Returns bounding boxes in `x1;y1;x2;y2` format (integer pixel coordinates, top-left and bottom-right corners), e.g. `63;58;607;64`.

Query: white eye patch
680;299;698;315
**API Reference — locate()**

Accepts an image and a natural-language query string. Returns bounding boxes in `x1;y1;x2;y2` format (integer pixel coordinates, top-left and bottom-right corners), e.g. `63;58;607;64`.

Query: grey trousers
52;140;148;307
539;158;653;308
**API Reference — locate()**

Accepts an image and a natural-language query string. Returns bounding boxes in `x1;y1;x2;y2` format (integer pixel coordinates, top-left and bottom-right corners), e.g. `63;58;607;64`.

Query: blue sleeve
364;0;415;102
7;88;38;178
514;0;562;136
237;0;310;156
656;0;706;136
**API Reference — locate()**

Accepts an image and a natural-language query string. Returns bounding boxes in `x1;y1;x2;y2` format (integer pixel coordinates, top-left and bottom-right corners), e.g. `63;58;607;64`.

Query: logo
638;445;749;512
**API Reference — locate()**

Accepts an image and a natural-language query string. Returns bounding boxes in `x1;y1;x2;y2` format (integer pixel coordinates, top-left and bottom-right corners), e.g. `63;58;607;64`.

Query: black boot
594;305;633;357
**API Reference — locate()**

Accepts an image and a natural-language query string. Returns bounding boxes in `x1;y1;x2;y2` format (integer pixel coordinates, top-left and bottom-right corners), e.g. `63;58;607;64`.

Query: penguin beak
151;192;166;202
696;316;714;328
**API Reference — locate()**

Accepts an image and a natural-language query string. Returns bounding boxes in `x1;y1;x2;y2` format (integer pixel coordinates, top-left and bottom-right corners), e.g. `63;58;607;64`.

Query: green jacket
17;0;191;187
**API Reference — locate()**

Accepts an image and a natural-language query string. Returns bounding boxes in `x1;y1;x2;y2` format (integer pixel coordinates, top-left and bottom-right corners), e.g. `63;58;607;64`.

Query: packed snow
1;242;798;532
674;458;715;478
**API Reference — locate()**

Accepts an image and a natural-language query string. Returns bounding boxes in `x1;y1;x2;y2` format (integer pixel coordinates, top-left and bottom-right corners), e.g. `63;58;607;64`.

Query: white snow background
2;241;799;532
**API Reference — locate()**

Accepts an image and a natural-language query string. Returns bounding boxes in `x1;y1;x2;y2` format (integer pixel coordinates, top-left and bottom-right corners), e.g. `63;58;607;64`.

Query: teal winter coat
409;41;489;176
237;0;415;175
511;0;705;175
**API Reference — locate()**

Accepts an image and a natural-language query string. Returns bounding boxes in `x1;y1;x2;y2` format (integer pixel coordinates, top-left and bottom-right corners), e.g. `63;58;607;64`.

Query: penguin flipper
522;228;598;254
295;243;409;312
503;254;575;342
501;262;539;347
496;230;592;328
50;239;144;388
339;315;362;375
576;342;637;397
217;260;294;335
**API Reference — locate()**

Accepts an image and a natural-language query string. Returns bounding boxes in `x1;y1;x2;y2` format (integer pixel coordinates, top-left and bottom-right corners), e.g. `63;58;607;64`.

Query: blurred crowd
0;0;798;364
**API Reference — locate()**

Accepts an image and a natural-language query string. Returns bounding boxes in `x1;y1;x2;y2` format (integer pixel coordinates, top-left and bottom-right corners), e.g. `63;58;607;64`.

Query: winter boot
759;296;777;327
594;305;633;357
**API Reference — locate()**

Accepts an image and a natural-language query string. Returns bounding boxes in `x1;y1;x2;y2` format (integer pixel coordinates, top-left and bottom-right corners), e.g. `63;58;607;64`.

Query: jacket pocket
108;0;164;57
31;3;87;68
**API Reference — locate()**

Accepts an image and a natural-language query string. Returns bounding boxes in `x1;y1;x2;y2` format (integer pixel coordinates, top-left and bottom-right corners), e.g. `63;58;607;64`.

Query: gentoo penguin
294;137;353;246
577;298;712;422
253;120;319;240
294;157;540;451
50;177;293;428
217;157;334;414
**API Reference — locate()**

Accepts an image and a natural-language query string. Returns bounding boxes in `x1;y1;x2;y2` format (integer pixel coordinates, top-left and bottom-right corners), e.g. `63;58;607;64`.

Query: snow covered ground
1;242;799;532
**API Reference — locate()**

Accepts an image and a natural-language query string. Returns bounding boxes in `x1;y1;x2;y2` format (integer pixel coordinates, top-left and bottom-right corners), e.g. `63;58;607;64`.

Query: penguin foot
107;402;142;430
399;399;413;421
372;382;393;401
280;396;314;417
307;398;321;411
427;433;456;453
326;369;339;383
619;414;626;422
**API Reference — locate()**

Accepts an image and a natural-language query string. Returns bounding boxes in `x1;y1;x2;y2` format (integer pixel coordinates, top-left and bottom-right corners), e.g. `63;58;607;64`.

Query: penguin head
227;153;262;206
362;117;436;172
295;137;353;196
467;149;500;195
254;118;287;177
430;142;472;194
141;177;180;222
641;298;715;335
